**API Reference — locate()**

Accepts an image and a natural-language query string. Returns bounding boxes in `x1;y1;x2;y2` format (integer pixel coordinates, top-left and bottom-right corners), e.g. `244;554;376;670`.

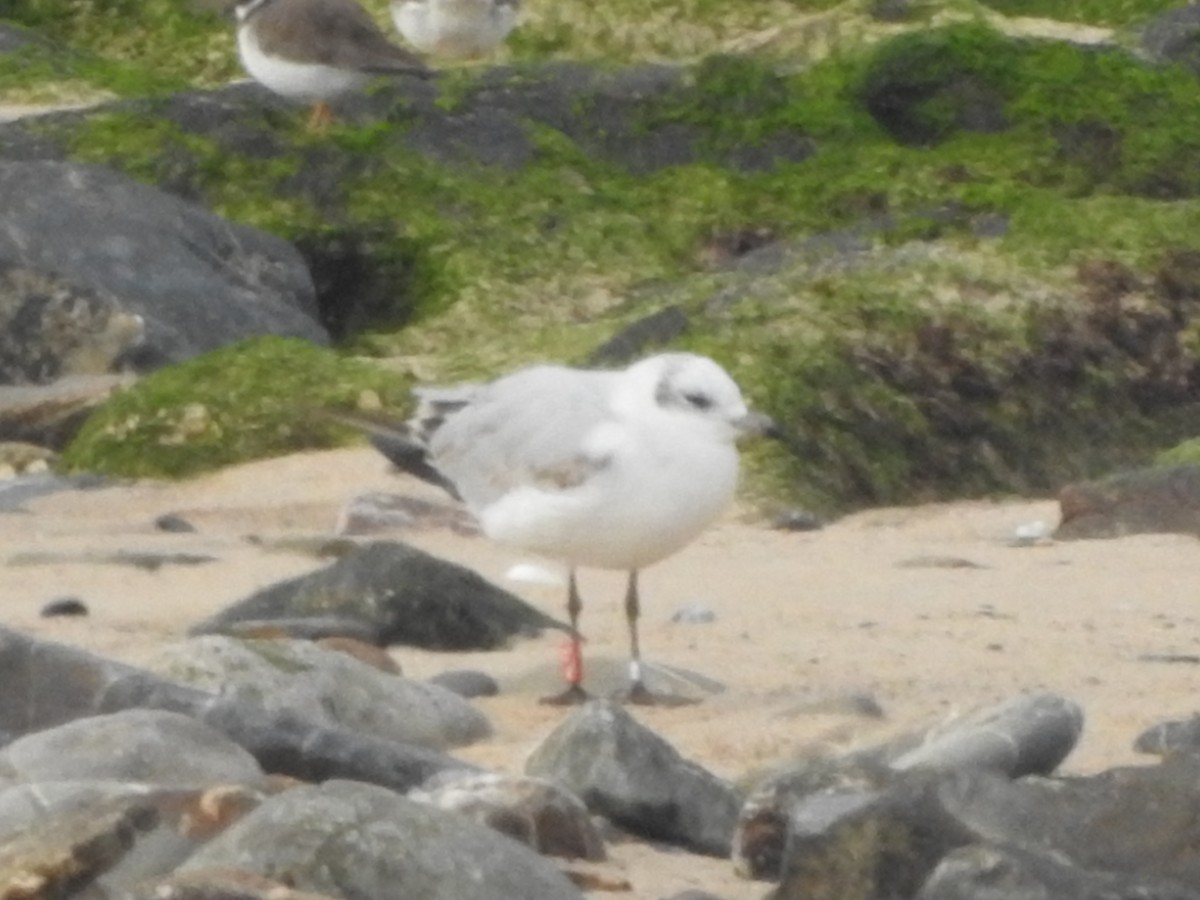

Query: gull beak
735;410;783;440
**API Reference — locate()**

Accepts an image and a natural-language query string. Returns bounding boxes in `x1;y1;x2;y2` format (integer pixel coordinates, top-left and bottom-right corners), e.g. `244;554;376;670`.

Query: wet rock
177;779;584;900
525;700;742;857
190;540;567;650
0;709;263;787
1056;465;1200;539
150;636;490;750
132;869;343;900
0;794;158;900
916;841;1200;900
0;160;326;383
0;781;264;894
414;770;606;861
429;669;499;698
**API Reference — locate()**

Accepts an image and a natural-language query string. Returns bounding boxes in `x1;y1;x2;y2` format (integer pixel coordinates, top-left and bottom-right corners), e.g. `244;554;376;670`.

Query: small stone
40;597;88;618
671;602;717;624
772;510;823;532
154;513;197;533
429;669;499;698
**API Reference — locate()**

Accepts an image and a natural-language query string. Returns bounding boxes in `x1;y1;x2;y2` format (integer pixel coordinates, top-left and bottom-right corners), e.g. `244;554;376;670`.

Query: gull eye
683;391;713;410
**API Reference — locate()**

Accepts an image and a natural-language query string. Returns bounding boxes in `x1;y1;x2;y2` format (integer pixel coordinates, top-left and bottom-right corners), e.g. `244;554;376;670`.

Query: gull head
621;353;777;442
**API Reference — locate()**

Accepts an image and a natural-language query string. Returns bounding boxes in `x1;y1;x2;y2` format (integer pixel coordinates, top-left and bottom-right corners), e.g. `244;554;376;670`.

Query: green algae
60;337;412;478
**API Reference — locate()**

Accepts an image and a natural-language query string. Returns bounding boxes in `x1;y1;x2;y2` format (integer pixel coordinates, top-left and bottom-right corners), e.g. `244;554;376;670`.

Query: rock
916;841;1200;900
315;635;402;674
670;602;717;624
0;626;474;792
132;869;343;900
428;669;500;698
0;781;264;894
1135;713;1200;757
525;700;742;857
734;693;1082;881
190;540;567;650
0;160;327;383
153;513;197;533
771;509;824;532
414;770;607;861
858;28;1011;146
0;709;264;787
39;597;88;617
887;692;1083;777
0;441;54;473
219;615;387;645
768;756;1200;898
587;306;691;366
150;636;490;751
335;491;478;536
0;471;108;512
177;779;584;900
1140;4;1200;79
0;793;158;900
1055;465;1200;539
0;374;131;448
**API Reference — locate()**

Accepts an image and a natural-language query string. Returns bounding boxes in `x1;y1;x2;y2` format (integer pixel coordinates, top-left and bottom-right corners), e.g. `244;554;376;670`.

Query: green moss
60;337;412;478
1158;438;1200;467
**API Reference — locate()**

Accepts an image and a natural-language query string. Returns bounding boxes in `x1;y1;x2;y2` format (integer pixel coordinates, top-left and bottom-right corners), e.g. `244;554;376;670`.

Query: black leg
619;569;697;708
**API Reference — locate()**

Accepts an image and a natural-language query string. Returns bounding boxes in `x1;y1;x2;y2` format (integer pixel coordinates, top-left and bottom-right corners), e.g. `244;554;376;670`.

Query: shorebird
341;353;777;705
233;0;432;130
390;0;520;59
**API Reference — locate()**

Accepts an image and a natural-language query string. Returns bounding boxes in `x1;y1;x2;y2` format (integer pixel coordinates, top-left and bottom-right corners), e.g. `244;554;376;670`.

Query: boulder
176;779;584;900
0;160;327;384
525;700;742;857
1056;465;1200;539
190;540;567;650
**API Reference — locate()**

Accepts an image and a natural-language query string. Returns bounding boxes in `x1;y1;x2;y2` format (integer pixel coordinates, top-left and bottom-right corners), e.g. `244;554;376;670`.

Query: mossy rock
1157;437;1200;467
59;337;411;478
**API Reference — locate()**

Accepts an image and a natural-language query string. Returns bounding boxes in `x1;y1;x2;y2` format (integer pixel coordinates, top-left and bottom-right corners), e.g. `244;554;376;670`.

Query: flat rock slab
1056;464;1200;539
191;540;567;650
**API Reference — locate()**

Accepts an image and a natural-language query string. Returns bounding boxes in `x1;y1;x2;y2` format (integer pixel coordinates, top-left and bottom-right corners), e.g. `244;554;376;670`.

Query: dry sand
2;446;1198;897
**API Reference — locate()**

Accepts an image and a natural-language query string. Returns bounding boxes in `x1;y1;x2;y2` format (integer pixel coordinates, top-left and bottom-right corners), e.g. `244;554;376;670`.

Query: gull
232;0;432;131
391;0;520;59
343;352;777;704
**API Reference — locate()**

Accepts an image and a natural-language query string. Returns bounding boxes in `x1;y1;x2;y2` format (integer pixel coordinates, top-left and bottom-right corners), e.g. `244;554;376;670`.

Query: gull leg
307;101;333;133
540;568;590;706
621;570;656;705
620;570;697;707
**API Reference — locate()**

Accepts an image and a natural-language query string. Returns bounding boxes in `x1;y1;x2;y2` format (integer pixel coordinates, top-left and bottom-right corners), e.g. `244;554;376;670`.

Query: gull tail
323;408;462;501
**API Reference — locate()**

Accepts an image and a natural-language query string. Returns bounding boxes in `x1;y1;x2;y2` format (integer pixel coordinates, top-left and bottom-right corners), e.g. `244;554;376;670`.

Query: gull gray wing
430;365;618;509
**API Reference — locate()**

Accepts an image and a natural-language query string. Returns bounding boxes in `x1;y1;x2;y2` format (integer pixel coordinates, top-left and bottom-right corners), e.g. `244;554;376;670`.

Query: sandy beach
2;446;1198;897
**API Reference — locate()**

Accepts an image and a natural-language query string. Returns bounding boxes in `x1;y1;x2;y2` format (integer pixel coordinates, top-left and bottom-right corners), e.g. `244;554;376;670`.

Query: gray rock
917;841;1200;900
178;779;584;900
0;626;474;793
525;700;742;857
1140;4;1200;78
429;669;500;698
190;540;567;650
734;693;1082;882
0;160;327;383
414;770;606;861
671;602;717;624
40;596;88;617
1056;465;1200;539
1135;713;1200;757
0;709;263;787
150;636;491;751
888;692;1083;777
0;374;130;448
769;756;1200;898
